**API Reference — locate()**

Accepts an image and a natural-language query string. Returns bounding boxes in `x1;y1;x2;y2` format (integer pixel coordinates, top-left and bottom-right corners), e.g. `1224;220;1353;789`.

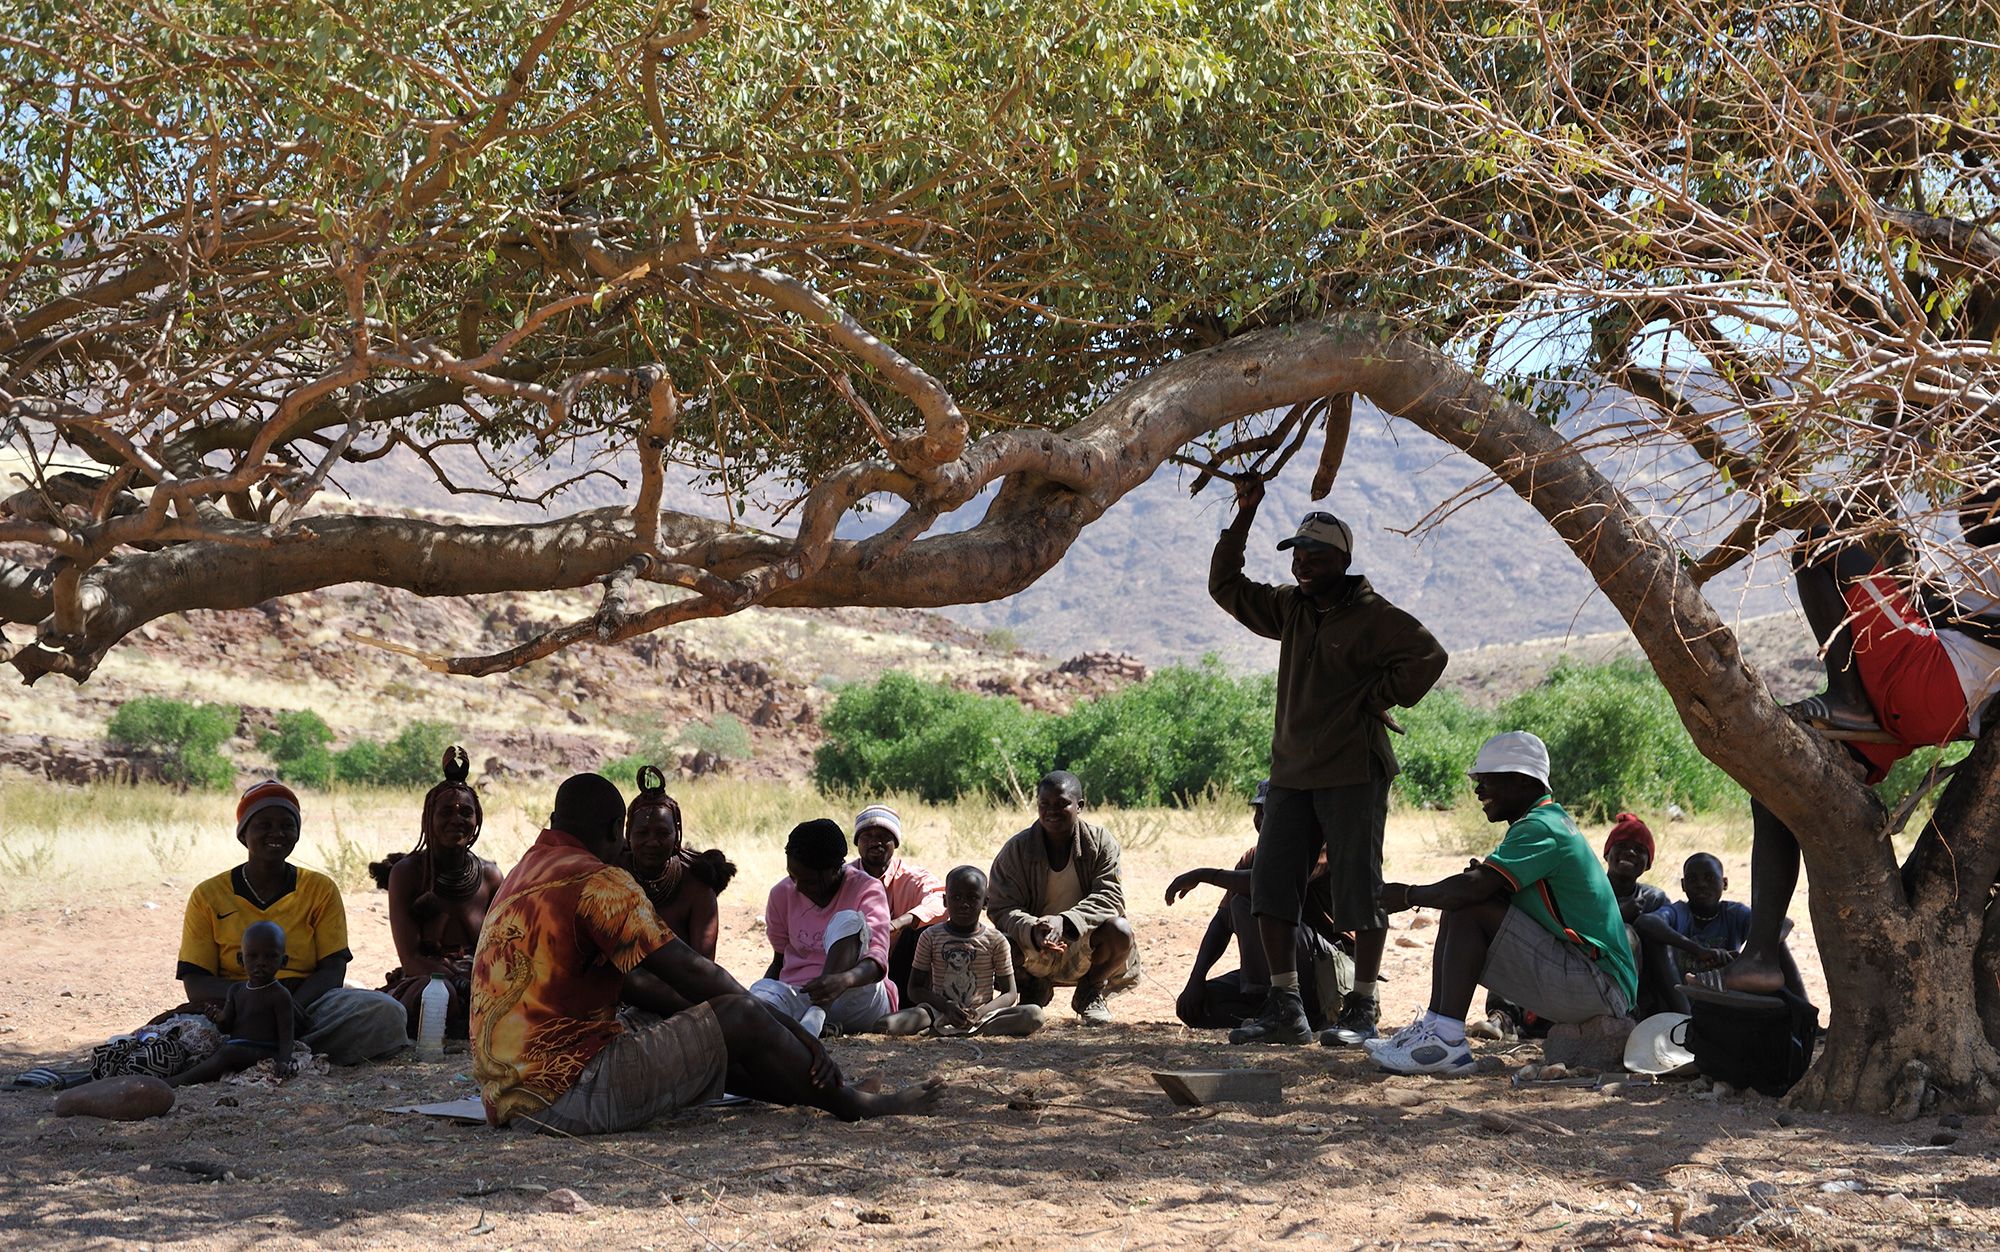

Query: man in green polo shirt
1369;731;1637;1076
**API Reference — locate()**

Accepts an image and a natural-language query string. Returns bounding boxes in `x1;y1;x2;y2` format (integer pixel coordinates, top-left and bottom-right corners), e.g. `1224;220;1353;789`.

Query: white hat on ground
1469;731;1551;788
1624;1012;1696;1075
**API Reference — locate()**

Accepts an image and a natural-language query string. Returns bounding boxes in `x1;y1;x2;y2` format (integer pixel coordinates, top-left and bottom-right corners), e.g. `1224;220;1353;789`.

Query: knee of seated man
1092;917;1134;952
706;991;771;1038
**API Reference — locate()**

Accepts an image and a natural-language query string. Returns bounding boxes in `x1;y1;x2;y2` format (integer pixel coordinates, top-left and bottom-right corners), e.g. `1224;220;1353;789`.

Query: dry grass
0;775;1776;929
0;778;1267;912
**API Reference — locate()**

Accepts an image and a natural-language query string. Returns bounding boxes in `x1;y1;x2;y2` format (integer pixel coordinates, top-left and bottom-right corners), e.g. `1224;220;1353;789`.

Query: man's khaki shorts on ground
1480;907;1629;1024
1018;927;1143;990
525;1004;728;1136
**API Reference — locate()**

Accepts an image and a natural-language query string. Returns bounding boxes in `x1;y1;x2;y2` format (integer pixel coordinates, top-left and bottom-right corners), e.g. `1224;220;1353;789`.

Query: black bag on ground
1683;986;1819;1097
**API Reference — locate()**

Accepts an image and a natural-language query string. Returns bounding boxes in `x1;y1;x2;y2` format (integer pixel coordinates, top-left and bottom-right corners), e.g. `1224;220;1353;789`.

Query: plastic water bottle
417;974;450;1060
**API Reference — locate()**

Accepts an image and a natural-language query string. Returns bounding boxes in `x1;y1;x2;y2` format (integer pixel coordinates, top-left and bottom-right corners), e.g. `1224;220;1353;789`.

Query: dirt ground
1;813;1992;1250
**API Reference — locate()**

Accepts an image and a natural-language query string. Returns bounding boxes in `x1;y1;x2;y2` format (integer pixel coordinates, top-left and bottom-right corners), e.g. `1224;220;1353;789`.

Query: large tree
5;0;1999;1112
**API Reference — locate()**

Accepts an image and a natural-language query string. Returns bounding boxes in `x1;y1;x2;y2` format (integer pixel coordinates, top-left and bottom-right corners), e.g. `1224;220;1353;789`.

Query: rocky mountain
0;390;1831;786
328;396;1801;671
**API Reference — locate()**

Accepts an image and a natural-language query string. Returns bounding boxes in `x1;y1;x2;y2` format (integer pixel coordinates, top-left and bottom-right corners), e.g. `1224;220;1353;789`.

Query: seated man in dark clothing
1166;784;1354;1032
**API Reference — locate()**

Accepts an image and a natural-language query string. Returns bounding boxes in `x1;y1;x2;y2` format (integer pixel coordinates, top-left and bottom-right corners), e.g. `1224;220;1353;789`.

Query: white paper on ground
385;1093;751;1122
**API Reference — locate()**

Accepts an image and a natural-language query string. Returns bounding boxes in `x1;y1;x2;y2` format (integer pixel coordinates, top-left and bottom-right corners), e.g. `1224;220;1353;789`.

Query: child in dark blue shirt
1637;853;1798;1013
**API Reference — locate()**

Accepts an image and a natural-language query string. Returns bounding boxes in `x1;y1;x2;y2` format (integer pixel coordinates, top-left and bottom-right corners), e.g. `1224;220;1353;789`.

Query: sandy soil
0;814;1991;1250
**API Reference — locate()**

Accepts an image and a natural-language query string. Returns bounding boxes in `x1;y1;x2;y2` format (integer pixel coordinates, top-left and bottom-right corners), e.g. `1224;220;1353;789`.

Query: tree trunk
1792;724;2000;1114
1792;870;2000;1116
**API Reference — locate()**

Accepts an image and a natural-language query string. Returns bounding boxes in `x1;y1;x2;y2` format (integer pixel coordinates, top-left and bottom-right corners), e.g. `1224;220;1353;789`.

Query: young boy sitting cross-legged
897;866;1045;1037
1637;852;1801;1014
172;921;297;1085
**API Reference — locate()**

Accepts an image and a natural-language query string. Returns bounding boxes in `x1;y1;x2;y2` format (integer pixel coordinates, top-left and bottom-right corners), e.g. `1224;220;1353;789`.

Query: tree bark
1793;725;2000;1115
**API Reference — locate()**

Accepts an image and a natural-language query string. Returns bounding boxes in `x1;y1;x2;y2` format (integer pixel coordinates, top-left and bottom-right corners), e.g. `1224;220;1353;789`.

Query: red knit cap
236;779;302;835
1602;812;1654;864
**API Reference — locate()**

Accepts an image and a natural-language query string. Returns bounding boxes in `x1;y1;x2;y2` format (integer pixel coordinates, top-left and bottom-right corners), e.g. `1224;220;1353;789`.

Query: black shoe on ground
1317;992;1380;1047
1227;988;1313;1045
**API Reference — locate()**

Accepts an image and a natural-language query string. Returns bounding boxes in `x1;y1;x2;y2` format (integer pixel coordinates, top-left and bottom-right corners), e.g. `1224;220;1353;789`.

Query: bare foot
1687;952;1786;995
861;1076;946;1118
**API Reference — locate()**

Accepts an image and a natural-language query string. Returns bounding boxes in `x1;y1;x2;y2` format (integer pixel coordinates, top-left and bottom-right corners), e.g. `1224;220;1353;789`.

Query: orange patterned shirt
471;828;676;1125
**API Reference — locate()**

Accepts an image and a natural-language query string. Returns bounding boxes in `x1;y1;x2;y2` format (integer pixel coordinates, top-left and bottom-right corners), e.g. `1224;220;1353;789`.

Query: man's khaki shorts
526;1004;728;1136
1480;907;1629;1025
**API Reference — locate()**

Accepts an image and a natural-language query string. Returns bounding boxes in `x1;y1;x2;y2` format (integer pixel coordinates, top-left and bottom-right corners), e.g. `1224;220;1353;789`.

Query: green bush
676;714;754;761
1050;659;1273;806
1493;660;1739;819
601;754;649;789
812;657;1764;817
1391;689;1496;810
1875;742;1975;814
814;661;1271;806
335;720;457;787
106;696;238;790
814;672;1051;802
259;710;336;788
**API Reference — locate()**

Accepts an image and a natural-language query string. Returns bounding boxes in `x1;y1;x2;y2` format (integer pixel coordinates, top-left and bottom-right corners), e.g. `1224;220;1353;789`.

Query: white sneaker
1370;1019;1475;1076
1364;1016;1425;1055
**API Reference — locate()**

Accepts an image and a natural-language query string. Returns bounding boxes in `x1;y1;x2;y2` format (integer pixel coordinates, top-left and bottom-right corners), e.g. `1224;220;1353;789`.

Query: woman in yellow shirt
177;780;409;1065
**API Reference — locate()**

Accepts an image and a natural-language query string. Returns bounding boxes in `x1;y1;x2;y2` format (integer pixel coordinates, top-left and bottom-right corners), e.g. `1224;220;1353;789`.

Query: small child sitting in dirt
170;921;296;1086
1635;853;1801;1013
897;866;1045;1037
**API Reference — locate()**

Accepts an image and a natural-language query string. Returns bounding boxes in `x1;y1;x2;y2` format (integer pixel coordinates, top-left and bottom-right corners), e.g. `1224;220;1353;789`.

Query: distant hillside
0;584;1048;787
329;398;1799;670
1440;610;1823;709
932;405;1796;667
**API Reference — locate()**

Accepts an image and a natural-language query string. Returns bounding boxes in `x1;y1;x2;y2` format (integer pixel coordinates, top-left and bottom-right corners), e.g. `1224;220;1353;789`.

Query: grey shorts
527;1003;728;1136
1252;778;1389;931
1480;907;1630;1024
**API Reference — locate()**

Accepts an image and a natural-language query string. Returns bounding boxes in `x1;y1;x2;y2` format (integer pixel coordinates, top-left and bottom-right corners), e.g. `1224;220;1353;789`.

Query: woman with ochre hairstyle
369;747;503;1039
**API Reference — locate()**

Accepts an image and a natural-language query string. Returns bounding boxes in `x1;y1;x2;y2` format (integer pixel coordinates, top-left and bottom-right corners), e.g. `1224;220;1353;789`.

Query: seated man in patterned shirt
471;773;941;1134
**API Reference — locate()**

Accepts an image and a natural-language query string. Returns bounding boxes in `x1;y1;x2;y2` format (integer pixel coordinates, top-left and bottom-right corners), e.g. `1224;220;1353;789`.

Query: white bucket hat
1623;1012;1696;1075
1469;731;1551;788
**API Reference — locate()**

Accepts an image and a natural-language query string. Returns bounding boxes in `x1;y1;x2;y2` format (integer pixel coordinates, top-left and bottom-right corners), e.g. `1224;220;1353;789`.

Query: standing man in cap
1210;480;1449;1046
850;804;947;1005
1369;731;1637;1076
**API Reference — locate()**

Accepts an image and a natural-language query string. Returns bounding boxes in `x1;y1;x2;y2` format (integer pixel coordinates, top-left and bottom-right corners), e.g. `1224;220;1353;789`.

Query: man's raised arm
1209;479;1285;638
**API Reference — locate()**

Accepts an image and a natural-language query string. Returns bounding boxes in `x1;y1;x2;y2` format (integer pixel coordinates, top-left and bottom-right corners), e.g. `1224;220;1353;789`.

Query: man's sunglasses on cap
1277;512;1354;553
